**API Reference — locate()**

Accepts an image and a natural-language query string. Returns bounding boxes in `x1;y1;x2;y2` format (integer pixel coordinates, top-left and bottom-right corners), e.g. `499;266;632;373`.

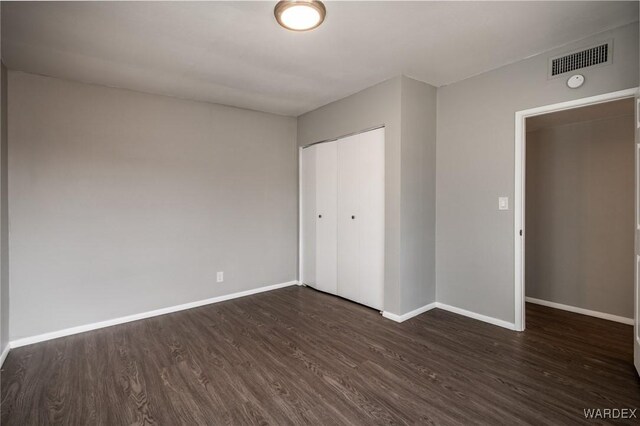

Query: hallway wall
525;112;635;318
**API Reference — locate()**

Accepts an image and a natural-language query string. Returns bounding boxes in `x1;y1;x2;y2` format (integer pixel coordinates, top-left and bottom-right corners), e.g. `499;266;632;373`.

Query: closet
300;127;385;310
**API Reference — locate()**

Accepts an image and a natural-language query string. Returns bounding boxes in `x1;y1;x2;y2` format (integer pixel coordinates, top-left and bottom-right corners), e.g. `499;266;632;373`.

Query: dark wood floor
2;286;639;425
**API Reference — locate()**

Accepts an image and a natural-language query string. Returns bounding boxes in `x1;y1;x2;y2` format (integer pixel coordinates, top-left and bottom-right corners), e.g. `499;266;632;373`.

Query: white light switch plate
498;197;509;211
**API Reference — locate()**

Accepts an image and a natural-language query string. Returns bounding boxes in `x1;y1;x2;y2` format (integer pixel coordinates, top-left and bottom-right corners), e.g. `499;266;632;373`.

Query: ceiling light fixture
274;0;326;32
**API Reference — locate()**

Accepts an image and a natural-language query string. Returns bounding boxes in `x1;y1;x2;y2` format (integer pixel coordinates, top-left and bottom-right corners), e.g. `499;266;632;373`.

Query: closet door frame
298;125;385;303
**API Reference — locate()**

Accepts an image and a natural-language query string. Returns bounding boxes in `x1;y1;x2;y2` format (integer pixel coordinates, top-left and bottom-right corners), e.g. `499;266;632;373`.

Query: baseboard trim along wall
382;302;516;330
435;303;517;330
0;344;10;367
525;297;634;325
382;302;437;322
18;285;606;350
383;302;517;330
10;280;299;349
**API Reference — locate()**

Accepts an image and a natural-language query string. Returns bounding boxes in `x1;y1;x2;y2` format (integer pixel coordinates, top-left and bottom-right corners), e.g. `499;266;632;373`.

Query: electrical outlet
216;271;224;283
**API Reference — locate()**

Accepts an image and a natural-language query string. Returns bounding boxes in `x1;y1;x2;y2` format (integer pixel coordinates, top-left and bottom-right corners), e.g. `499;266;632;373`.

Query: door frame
298;145;304;284
514;87;639;332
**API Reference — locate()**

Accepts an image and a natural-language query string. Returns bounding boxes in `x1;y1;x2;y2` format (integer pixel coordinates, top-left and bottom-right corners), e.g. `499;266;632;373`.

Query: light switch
498;197;509;211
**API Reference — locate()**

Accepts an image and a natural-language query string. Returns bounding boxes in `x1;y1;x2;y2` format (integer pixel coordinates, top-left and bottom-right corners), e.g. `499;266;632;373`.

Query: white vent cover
548;40;612;78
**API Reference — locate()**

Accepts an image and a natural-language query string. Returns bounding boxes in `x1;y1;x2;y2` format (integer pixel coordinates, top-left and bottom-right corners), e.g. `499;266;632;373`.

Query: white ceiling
3;1;638;116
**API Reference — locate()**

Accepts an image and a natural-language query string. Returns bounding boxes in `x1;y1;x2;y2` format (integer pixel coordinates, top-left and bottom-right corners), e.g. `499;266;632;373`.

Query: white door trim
514;87;639;332
298;146;304;284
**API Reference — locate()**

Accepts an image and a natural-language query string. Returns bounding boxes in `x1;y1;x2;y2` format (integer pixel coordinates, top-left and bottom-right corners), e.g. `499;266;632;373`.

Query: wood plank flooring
2;286;639;425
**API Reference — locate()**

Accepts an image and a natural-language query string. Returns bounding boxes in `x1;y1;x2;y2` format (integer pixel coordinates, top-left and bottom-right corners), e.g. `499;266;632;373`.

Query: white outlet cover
216;271;224;282
498;197;509;210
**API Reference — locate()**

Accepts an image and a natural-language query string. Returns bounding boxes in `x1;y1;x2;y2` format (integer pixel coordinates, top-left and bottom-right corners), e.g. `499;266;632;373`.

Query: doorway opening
514;88;638;332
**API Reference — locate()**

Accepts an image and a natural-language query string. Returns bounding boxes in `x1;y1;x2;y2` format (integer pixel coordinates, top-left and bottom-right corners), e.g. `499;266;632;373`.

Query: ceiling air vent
548;40;612;78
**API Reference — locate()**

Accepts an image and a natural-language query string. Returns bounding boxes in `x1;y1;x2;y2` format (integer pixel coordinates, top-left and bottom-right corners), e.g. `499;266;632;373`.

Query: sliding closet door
303;128;384;309
315;141;338;294
337;134;361;303
337;128;385;310
355;128;385;309
300;146;317;287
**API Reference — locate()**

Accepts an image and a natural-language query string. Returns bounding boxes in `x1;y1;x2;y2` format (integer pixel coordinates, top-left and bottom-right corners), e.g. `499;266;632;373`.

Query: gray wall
400;77;437;313
8;71;298;340
436;22;639;324
525;114;635;318
297;75;437;315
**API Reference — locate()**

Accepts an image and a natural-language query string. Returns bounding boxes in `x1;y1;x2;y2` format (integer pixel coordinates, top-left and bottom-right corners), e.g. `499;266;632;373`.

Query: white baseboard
435;302;517;331
382;301;516;330
525;297;634;325
0;344;9;368
382;302;437;323
10;280;299;348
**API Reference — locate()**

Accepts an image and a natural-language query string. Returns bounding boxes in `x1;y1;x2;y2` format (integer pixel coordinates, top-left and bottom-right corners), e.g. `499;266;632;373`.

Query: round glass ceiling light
275;0;326;32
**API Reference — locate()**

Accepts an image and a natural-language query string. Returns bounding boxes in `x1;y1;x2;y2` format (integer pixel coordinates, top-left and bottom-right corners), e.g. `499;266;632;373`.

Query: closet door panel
355;128;385;310
337;134;362;302
315;141;338;294
300;146;317;287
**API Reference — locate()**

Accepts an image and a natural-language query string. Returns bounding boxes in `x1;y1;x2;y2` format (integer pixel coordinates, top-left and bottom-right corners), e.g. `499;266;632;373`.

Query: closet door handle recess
318;214;322;218
351;215;355;219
